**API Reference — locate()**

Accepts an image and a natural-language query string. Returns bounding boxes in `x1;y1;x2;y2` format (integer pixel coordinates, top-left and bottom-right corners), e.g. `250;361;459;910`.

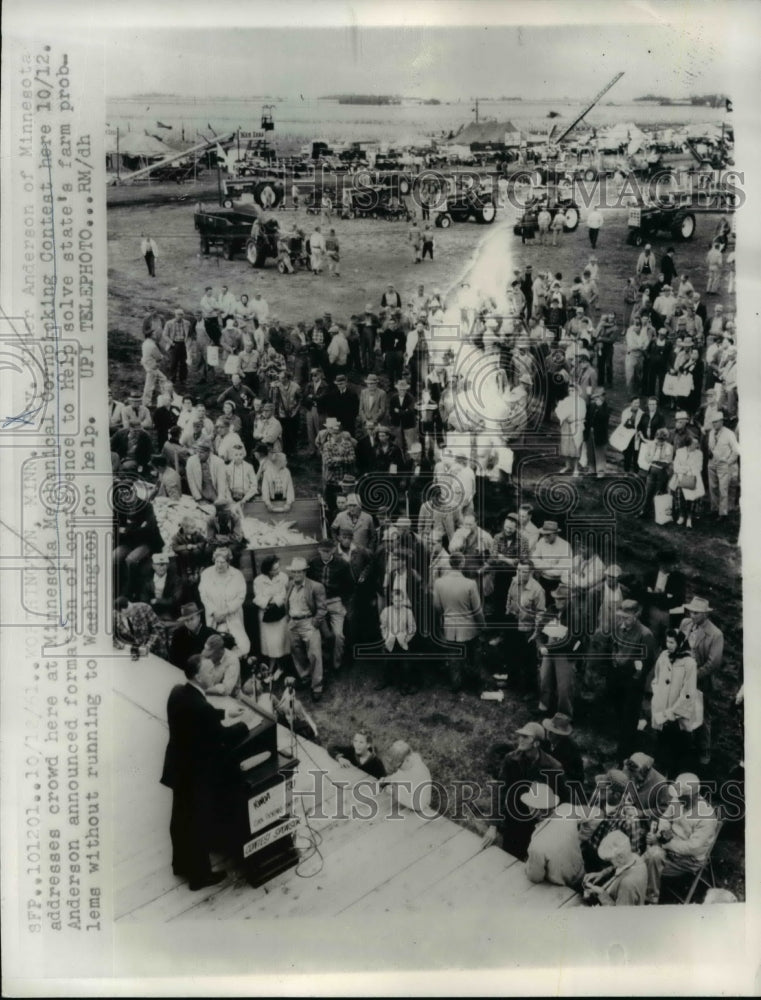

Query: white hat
597;830;632;860
345;493;360;505
519;782;559;812
286;557;308;571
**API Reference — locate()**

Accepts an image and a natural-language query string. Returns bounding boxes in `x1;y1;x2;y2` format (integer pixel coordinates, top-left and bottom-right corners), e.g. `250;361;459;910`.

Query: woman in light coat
669;435;705;528
555;385;587;477
643;629;700;776
198;547;250;655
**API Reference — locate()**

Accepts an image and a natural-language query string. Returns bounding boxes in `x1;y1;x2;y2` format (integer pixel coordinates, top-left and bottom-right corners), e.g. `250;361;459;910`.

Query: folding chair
660;821;723;904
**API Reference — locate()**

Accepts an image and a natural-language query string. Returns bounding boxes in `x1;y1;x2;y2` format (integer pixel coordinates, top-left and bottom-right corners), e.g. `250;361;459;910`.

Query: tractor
512;186;580;238
433;183;497;228
194;204;280;267
625;197;696;246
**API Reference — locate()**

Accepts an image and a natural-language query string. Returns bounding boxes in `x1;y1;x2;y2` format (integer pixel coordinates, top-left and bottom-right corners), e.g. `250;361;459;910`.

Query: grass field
108;195;744;898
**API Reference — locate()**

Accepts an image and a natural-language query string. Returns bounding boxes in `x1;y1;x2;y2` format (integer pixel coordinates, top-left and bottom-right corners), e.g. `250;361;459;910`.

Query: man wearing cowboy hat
543;713;584;786
706;410;739;518
531;521;572;600
316;416;356;517
285;557;327;701
680;597;724;765
644;772;719;903
490;721;568;860
523;783;585;889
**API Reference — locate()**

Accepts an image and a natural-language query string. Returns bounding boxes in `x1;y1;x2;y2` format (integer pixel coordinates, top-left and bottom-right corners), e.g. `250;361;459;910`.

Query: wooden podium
213;696;302;887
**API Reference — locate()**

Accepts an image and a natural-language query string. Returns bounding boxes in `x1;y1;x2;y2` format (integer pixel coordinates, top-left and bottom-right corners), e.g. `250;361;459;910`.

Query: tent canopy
104;130;175;157
452;120;521;147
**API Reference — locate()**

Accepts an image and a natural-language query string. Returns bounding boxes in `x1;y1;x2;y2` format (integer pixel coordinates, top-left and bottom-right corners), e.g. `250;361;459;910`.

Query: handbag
638;439;656;472
262;602;286;623
206;345;220;367
677;473;697;490
653;492;673;525
609;423;636;452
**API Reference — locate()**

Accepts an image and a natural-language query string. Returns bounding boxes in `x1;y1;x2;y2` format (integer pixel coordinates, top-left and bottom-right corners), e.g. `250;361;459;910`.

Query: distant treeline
635;93;730;107
321;94;402;105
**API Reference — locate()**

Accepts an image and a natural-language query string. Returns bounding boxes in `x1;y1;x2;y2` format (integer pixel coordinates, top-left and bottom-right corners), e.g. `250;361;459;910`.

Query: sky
102;21;732;103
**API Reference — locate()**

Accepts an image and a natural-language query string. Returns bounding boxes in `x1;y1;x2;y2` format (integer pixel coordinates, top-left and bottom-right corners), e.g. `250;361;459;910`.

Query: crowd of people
112;202;741;902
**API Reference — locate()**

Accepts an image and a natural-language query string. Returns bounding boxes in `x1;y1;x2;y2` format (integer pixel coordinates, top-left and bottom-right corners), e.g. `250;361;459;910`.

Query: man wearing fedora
523;783;585;889
357;373;388;436
168;602;219;669
285;557;327;702
680;597;724;766
531;520;572;601
543;713;584;787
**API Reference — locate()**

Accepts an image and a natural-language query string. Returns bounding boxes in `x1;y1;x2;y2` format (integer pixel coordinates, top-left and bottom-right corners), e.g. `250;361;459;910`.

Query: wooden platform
114;655;580;921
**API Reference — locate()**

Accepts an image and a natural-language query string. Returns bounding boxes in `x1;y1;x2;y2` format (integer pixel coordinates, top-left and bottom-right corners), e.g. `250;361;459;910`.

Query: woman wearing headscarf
640;629;700;776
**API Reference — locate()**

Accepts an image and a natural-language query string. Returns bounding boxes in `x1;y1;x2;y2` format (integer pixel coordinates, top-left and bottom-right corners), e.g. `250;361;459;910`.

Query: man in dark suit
160;654;249;890
642;547;686;645
325;373;359;437
638;396;667;443
168;602;218;668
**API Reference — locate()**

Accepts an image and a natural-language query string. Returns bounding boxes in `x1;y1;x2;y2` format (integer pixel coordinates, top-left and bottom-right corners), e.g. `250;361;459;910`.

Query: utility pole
472;97;480;123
